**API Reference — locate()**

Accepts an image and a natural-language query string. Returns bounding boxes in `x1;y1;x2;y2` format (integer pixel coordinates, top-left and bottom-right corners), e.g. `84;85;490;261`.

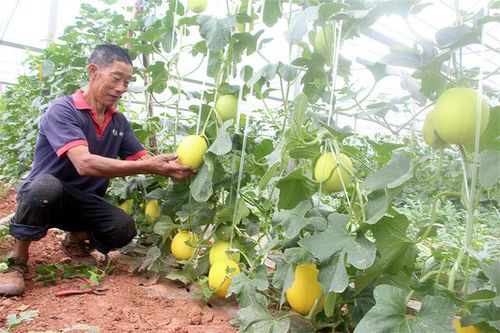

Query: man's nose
115;82;127;94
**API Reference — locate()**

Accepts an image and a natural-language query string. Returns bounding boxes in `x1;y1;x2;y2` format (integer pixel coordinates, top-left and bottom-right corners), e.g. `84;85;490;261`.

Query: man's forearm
72;152;153;178
66;145;189;179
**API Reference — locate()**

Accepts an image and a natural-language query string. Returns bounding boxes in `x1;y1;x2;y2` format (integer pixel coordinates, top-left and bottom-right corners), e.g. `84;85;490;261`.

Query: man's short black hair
88;44;132;68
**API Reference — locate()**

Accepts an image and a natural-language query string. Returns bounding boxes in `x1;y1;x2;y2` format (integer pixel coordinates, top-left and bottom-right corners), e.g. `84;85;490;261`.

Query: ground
0;183;238;333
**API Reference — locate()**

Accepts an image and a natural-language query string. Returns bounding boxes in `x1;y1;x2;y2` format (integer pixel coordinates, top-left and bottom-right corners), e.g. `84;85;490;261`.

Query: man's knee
113;213;137;247
22;174;64;208
14;174;64;230
90;211;136;253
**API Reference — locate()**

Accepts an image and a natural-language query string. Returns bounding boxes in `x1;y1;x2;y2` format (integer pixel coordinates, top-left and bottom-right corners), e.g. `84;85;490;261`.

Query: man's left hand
166;159;196;180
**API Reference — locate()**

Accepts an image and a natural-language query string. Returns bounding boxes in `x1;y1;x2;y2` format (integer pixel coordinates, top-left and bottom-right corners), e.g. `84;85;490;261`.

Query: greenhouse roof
1;0;498;131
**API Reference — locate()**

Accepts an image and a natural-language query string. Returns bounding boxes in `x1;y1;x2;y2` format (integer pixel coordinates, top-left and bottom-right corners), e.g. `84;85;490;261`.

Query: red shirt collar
71;89;117;114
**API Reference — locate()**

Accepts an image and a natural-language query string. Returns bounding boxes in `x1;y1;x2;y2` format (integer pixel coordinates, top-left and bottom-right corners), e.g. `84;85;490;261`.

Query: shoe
61;234;97;266
0;258;27;296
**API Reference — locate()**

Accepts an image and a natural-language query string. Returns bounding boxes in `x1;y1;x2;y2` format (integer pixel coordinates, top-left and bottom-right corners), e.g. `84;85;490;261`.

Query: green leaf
233;198;251;224
259;162;280;192
272;200;325;238
284;247;315;265
140;20;164;41
346;286;376;325
412;55;449;100
263;0;282;27
235;295;290;333
161;10;176;53
145;188;169;200
357;58;388;81
191;40;207;56
354;285;456;333
466;106;500;152
40;60;55;77
272;259;294;291
355;215;416;293
478;14;500;25
138;246;161;271
318;2;349;20
365;186;404;225
287;144;321;159
361;151;413;193
401;72;426;104
460;302;500;330
168;0;185;15
6;310;39;330
248;63;278;86
273;248;315;306
146;61;168;94
285;7;318;45
479;150;500;189
310;114;354;141
165;264;197;285
276;168;317;210
359;0;421;26
208;120;233;155
190;154;216;202
299;213;376;269
435;24;480;49
289;93;308;141
254;139;274;160
382;45;422;68
153;215;176;242
228;266;269;307
62;324;101;332
319;254;349;293
481;260;500;294
207;50;223;78
34;264;58;285
278;62;298;82
240;65;254;82
231;31;264;63
266;140;284;166
198;15;236;52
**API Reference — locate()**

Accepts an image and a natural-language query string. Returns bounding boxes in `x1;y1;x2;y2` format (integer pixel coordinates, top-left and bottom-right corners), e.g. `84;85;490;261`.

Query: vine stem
415;149;444;184
450;37;486;290
278;77;289;136
416;191;460;244
460;2;488;297
187;223;211;265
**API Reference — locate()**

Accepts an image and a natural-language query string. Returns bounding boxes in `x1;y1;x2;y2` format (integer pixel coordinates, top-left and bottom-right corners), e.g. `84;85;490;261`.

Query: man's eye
112;76;120;81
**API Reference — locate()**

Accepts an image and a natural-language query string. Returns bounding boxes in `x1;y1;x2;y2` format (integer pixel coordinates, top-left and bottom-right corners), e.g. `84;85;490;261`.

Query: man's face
88;61;133;107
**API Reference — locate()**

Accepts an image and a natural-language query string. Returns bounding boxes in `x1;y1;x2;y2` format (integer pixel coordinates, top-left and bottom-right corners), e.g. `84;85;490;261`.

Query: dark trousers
9;174;136;254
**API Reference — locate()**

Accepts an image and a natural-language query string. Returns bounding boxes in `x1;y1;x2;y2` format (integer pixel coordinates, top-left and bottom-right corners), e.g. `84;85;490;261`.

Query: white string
317;17;344;205
170;0;179;52
464;4;487;253
232;114;252;227
196;79;206;135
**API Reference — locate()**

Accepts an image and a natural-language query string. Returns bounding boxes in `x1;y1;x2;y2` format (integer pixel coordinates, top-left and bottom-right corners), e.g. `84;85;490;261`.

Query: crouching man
0;44;194;296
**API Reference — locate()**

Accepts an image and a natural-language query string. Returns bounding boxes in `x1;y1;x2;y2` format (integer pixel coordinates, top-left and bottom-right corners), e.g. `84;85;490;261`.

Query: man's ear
87;63;98;80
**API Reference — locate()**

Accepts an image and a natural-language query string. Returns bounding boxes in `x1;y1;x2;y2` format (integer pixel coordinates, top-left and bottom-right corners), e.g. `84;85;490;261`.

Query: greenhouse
0;0;498;332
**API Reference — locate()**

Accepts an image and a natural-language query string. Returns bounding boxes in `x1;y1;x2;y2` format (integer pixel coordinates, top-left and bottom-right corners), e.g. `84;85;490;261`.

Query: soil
0;183;238;333
0;183;16;219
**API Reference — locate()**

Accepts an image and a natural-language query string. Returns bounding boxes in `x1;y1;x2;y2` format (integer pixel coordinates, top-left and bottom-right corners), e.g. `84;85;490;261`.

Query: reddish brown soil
0;183;16;219
0;184;238;333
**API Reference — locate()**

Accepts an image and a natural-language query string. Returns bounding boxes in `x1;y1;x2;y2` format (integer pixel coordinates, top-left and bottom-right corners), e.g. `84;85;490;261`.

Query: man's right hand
150;154;195;180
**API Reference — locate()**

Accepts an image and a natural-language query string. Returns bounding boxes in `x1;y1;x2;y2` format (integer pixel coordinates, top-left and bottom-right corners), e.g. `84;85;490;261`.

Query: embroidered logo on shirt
112;129;124;137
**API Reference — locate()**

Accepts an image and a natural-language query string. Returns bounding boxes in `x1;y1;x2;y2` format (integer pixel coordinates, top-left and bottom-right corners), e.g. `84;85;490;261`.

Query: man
0;44;194;296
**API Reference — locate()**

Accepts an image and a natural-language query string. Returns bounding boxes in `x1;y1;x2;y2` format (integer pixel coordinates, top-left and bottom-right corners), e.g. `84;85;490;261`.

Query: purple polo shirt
25;90;147;197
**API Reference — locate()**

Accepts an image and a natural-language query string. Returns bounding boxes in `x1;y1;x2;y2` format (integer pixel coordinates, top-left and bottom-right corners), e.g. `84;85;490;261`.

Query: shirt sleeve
118;115;147;160
40;99;88;157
